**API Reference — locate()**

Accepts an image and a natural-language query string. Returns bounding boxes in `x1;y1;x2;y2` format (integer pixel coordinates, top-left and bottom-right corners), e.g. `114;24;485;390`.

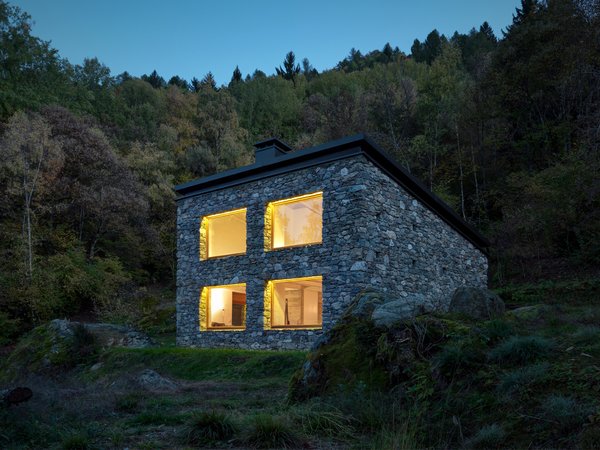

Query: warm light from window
267;192;322;249
200;208;246;259
200;284;246;330
267;276;322;329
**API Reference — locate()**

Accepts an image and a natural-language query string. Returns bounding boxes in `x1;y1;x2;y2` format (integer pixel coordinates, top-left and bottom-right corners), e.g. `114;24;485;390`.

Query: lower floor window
270;276;323;328
207;284;246;329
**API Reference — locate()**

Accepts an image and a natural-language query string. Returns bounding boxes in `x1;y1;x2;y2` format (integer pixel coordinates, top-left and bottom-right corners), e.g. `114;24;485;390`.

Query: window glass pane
207;209;246;258
271;277;322;328
272;193;322;248
208;284;246;328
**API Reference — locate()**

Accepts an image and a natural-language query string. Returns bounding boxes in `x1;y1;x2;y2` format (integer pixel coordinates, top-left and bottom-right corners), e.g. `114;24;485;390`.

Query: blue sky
12;0;520;86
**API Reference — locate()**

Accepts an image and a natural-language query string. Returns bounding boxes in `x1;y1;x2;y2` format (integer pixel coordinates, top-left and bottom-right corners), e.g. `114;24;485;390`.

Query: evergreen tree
191;77;201;92
200;71;217;90
276;51;301;86
302;58;318;81
382;42;394;62
230;66;243;85
168;75;189;90
141;70;166;89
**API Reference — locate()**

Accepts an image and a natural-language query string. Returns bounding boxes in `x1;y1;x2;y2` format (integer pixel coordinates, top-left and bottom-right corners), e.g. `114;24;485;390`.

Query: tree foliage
0;0;599;331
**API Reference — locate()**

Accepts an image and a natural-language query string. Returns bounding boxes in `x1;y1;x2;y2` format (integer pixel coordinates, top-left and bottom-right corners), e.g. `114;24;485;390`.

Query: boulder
343;290;387;319
371;294;430;327
137;369;178;392
448;287;505;320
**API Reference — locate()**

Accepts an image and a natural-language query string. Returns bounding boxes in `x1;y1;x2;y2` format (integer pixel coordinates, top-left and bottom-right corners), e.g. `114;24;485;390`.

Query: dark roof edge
174;134;490;252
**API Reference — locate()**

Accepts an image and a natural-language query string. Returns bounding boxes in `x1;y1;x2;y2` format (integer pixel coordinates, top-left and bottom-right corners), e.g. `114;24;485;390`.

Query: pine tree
141;70;166;89
230;66;242;85
200;72;217;90
276;51;301;86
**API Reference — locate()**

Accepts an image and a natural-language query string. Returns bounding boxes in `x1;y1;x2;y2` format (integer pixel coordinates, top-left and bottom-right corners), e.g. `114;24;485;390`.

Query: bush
465;423;505;448
481;319;515;344
244;414;301;449
435;339;484;375
0;311;20;346
540;395;592;432
184;411;238;446
497;363;550;395
488;336;552;365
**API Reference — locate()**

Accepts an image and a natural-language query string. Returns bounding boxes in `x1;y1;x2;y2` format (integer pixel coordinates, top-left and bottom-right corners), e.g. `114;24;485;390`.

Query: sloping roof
174;134;489;251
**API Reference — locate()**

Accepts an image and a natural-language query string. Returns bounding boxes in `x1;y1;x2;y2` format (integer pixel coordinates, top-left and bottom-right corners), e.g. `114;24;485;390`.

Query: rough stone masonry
176;154;488;350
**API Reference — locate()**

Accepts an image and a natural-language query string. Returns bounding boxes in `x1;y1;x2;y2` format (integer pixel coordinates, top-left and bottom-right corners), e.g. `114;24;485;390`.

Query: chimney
253;138;293;165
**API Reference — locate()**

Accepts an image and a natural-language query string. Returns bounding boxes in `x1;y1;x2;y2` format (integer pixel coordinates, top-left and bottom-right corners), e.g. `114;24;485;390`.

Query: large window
201;208;246;259
267;192;323;249
203;284;246;330
268;276;322;329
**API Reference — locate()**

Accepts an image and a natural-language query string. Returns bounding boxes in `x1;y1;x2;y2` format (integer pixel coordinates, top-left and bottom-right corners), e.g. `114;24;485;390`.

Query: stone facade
176;155;488;350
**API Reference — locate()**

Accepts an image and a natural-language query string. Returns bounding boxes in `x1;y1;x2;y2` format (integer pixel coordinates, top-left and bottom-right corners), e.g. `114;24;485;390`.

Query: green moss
93;347;305;382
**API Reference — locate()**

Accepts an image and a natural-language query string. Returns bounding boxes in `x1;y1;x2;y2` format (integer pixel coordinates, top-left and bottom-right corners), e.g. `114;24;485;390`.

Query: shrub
184;411;238;446
540;395;592;432
0;311;20;346
497;363;550;395
488;336;552;365
481;319;515;344
465;424;505;448
244;414;301;449
435;339;484;375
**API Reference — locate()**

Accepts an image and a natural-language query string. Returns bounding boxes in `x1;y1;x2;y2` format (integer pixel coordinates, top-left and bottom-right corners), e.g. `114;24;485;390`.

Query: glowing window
204;284;246;330
201;208;246;259
268;192;322;249
268;276;322;329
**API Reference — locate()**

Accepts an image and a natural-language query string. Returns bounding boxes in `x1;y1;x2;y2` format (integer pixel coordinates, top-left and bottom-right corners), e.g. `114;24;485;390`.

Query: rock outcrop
448;287;505;320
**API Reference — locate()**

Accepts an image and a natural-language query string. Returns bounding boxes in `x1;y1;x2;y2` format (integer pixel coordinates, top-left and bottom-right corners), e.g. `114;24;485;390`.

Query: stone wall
176;155;488;350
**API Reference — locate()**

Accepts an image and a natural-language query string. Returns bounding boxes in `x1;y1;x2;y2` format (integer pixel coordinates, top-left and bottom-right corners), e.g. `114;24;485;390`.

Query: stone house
175;134;488;350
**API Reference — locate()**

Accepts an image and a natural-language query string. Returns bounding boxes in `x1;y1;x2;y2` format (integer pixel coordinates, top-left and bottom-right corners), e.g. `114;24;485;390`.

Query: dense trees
1;0;598;332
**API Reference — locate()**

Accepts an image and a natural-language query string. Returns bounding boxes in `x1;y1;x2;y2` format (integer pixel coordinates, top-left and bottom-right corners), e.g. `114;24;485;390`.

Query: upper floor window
267;192;323;250
200;208;246;259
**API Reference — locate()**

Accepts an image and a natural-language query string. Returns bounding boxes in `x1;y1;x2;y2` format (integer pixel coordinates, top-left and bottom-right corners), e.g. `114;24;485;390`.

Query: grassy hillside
1;279;599;449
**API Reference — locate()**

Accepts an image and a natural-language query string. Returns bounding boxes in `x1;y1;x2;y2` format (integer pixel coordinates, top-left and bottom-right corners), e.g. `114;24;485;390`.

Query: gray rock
507;304;550;320
50;319;155;349
371;294;430;327
448;287;505;320
345;290;386;319
137;369;178;392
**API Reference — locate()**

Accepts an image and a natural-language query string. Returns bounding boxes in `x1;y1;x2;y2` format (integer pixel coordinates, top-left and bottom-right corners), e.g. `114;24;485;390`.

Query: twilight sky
11;0;520;86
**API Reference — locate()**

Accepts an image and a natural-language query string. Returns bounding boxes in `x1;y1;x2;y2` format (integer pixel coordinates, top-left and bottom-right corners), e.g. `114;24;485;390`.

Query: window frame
266;191;323;251
202;283;247;331
200;207;247;260
266;275;323;330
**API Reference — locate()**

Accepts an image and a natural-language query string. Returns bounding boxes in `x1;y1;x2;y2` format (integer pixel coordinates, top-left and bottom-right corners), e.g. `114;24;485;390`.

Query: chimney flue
253;138;293;165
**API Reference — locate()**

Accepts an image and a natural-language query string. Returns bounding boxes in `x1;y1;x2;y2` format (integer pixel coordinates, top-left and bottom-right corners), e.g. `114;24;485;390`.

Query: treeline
1;0;599;335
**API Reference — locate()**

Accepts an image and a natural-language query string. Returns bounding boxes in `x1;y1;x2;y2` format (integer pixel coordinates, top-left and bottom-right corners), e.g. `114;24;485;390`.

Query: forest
0;0;599;340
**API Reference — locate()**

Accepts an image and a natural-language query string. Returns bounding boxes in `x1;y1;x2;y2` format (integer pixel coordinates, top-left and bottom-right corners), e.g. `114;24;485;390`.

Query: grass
497;362;550;395
488;335;553;364
243;414;302;449
184;411;238;446
1;277;600;449
93;347;305;381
